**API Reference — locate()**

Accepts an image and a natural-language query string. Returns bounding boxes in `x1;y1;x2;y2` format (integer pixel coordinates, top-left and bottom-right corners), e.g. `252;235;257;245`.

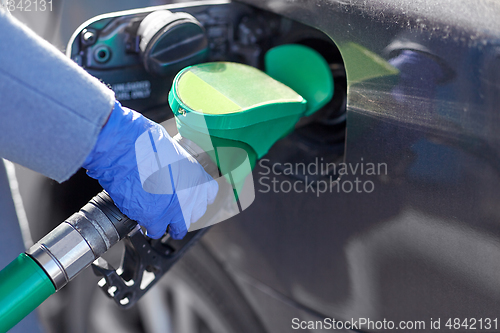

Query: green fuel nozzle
168;44;334;193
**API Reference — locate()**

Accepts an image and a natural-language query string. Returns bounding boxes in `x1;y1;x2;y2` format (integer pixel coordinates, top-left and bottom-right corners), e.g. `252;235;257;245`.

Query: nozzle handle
26;134;216;291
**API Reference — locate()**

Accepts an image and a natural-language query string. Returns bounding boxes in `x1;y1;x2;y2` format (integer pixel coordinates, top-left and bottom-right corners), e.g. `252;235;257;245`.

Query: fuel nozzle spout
168;45;334;192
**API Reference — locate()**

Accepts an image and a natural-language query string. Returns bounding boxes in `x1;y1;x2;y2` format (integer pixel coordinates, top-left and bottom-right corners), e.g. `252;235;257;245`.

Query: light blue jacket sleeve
0;10;115;182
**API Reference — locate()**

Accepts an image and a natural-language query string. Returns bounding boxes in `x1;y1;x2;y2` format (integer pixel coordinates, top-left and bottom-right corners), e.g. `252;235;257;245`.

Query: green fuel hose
0;254;55;333
0;190;136;333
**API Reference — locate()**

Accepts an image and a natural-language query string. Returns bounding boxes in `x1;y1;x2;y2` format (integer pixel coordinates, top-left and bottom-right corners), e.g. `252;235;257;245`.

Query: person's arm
0;10;115;182
0;11;218;239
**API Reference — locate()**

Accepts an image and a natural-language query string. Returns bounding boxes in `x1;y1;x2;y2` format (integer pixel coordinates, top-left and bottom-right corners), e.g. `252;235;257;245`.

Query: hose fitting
26;192;135;290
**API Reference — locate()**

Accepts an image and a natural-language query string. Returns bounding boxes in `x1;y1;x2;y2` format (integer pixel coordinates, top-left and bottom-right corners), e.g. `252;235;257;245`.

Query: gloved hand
83;101;218;239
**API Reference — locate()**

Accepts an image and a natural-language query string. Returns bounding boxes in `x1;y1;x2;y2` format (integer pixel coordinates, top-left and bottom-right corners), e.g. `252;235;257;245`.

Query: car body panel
203;0;500;330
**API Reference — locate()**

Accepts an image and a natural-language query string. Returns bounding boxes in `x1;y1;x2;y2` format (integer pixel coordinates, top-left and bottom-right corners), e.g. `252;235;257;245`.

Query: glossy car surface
200;0;500;331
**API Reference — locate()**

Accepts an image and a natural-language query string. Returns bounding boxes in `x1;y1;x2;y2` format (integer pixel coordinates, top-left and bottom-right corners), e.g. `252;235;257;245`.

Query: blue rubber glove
83;101;218;239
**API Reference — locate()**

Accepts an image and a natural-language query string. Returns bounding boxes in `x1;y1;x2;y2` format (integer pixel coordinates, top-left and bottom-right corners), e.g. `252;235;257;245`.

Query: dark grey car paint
200;0;500;331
